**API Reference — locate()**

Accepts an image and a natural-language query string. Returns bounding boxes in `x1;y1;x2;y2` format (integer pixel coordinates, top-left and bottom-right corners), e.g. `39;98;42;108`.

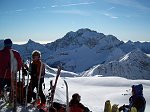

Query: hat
4;39;12;47
132;84;143;95
32;50;41;59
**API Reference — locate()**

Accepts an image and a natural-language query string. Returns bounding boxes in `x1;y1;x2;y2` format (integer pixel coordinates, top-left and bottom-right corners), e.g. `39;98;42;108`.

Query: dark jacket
30;60;45;83
129;95;146;112
128;84;146;112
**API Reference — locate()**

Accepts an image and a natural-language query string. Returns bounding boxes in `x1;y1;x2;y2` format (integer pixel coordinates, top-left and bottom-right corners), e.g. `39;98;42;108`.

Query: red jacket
69;100;85;112
69;106;84;112
0;47;22;79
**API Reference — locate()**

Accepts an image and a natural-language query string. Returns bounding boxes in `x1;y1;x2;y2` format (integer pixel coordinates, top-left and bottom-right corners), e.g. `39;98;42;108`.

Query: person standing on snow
27;50;46;107
0;38;22;98
119;84;146;112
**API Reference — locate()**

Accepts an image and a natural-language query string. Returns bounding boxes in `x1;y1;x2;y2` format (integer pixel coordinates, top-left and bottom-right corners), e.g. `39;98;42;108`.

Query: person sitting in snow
119;84;146;112
69;93;90;112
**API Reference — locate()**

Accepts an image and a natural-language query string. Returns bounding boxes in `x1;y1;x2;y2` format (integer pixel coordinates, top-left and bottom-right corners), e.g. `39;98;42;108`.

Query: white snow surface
0;69;150;112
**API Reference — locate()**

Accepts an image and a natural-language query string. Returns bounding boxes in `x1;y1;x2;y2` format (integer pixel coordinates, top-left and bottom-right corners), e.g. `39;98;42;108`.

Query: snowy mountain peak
46;28;121;51
76;28;94;34
126;40;134;44
120;49;149;62
65;28;103;40
27;39;35;44
28;39;33;43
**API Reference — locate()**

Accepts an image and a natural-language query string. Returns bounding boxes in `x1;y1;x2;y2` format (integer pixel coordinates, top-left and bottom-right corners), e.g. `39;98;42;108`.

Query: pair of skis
48;66;62;111
47;66;69;112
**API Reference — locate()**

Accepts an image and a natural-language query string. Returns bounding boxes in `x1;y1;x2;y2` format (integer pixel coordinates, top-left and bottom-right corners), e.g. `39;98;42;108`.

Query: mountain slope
82;49;150;79
44;28;124;72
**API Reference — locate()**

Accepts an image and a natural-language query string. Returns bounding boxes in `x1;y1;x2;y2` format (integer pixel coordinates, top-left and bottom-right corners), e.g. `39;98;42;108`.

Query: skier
27;50;46;108
0;39;22;101
119;84;146;112
69;93;90;112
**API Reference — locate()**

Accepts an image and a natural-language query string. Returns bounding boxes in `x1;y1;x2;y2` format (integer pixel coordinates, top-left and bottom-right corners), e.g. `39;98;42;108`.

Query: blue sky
0;0;150;43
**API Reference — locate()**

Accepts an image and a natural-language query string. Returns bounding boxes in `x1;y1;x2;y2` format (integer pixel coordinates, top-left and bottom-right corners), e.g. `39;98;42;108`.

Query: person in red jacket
0;39;22;97
69;93;90;112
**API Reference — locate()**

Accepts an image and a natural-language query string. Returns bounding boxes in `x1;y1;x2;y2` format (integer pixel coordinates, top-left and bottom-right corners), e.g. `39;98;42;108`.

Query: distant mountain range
0;28;150;79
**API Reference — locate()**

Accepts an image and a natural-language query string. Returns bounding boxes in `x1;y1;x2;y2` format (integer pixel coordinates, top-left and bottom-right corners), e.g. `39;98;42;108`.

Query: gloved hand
119;104;126;111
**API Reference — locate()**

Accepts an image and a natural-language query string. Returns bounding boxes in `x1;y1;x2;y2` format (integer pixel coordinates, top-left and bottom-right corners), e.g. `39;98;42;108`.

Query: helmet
32;50;41;59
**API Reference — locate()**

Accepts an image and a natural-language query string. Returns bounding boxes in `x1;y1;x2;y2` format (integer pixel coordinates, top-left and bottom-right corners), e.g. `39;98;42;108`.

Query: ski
21;62;26;105
18;70;22;104
64;80;69;112
11;72;17;112
48;66;61;111
25;57;31;108
16;68;26;105
10;50;18;112
21;59;28;105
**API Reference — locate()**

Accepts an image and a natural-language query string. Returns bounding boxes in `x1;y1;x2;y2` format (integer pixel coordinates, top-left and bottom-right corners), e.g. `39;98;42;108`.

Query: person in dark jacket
119;84;146;112
0;39;22;98
69;93;90;112
27;50;46;107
